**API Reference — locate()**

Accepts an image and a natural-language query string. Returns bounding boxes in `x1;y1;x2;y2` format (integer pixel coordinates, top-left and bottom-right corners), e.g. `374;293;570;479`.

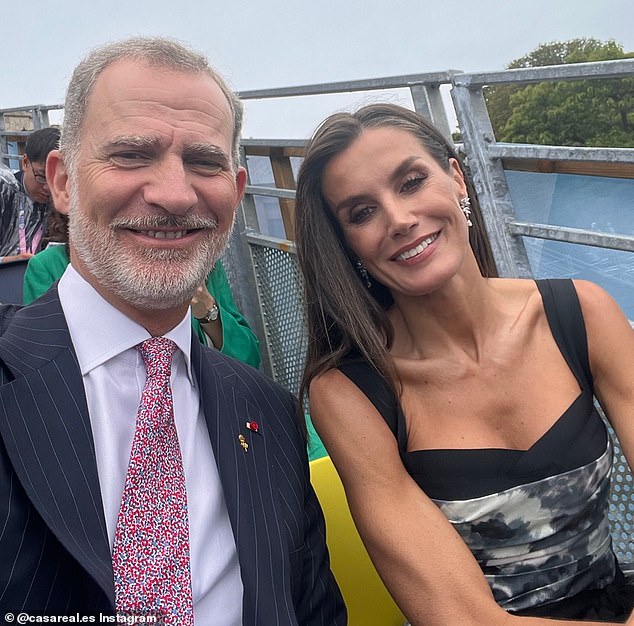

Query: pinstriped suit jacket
0;288;346;625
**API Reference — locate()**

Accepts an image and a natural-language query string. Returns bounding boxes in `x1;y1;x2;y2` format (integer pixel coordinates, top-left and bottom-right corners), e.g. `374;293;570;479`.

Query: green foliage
507;38;627;68
484;38;634;147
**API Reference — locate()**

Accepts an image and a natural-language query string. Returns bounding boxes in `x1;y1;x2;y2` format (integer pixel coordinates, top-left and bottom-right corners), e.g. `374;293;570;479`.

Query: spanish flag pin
246;421;260;434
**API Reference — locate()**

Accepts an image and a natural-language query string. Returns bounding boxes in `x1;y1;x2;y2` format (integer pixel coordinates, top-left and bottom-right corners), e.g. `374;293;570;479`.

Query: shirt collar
58;264;194;382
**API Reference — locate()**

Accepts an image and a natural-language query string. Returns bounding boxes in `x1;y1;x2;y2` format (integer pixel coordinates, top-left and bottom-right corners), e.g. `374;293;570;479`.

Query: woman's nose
385;200;417;237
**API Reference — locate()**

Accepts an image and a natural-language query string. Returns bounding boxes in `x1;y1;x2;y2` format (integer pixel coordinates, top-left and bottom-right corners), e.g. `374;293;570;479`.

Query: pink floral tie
112;337;194;624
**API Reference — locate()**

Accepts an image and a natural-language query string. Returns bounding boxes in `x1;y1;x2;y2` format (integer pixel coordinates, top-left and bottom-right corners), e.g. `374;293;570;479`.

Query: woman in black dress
295;103;634;625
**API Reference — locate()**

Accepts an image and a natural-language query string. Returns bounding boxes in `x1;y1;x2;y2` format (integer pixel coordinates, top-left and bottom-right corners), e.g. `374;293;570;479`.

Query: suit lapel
0;290;115;605
192;340;288;624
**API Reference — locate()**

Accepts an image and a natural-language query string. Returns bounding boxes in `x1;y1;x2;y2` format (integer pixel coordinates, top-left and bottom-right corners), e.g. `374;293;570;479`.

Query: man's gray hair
60;36;244;171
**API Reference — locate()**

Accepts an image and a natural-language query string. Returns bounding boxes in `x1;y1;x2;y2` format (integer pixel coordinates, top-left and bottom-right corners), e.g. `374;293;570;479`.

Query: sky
2;0;633;138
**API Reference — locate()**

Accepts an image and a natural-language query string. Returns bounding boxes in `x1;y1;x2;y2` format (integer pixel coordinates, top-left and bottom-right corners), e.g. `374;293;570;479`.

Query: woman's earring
355;259;372;289
459;197;473;227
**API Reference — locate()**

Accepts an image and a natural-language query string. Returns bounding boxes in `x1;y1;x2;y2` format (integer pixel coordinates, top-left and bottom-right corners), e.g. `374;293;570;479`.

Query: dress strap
338;358;408;459
535;279;594;393
338;359;398;435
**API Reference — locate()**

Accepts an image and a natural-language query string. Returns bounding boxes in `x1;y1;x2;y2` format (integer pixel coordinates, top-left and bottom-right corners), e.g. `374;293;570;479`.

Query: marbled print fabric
434;439;615;611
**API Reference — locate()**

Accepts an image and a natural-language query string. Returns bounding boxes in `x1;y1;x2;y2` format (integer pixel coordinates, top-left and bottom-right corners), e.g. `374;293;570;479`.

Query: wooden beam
243;145;306;158
501;158;634;179
270;155;297;240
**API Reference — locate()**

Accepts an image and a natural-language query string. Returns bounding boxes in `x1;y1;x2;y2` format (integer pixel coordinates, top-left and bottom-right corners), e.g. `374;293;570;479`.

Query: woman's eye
401;175;425;193
349;206;374;224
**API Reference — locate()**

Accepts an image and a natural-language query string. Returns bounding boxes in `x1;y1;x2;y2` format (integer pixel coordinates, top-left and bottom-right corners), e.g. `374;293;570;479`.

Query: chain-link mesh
587;401;634;570
219;247;243;311
250;243;307;398
608;428;634;569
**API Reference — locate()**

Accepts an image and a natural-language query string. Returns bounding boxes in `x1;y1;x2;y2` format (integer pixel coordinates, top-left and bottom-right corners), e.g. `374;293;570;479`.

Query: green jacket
23;244;260;368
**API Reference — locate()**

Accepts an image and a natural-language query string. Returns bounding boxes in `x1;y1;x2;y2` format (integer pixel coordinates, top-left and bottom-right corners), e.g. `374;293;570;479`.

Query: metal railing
2;58;634;567
0;104;63;165
2;61;632;381
451;59;634;277
221;61;634;385
227;61;634;566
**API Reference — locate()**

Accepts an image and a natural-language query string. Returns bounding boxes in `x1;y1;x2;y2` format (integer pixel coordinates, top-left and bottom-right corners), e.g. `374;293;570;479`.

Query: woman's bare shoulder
487;276;540;298
310;366;382;416
572;279;632;345
309;366;397;449
309;367;353;400
486;277;544;321
572;278;620;310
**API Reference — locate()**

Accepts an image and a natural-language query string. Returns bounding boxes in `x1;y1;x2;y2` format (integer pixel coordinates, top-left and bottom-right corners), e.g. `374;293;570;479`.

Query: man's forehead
82;59;234;145
94;59;228;103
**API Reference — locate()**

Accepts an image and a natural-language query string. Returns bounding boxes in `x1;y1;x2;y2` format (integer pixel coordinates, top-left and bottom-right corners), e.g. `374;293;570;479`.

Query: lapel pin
246;421;260;434
238;434;249;452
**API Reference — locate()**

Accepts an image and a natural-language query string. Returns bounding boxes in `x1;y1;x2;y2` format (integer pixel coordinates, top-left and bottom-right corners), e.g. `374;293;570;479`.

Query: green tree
485;38;634;147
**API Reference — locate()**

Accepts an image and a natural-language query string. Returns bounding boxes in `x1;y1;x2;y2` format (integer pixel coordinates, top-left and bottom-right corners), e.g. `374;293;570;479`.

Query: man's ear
46;150;70;215
234;166;247;207
21;153;29;171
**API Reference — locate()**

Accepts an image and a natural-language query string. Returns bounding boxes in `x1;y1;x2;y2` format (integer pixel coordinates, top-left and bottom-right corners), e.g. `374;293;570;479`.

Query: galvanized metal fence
225;59;634;565
2;59;634;564
224;59;634;390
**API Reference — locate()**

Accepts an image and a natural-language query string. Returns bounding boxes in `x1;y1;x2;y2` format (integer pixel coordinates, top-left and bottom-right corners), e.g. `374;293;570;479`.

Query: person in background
0;126;60;263
189;264;260;365
295;103;634;625
0;36;345;624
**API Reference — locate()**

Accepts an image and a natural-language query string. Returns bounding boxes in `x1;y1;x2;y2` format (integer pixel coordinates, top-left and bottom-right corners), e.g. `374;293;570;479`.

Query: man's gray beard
68;189;233;310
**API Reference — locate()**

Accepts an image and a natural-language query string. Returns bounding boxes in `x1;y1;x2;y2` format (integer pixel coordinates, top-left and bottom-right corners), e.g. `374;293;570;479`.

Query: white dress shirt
58;265;243;625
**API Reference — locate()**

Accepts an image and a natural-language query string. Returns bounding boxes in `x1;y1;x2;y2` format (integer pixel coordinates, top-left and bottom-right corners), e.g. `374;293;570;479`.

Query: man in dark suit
0;37;345;625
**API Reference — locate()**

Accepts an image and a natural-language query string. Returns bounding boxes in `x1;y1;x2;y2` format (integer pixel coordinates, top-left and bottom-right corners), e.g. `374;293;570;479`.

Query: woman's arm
191;261;260;367
310;367;631;626
190;283;224;349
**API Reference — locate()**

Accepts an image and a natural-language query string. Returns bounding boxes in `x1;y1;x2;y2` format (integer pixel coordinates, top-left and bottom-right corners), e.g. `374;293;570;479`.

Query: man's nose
143;159;198;214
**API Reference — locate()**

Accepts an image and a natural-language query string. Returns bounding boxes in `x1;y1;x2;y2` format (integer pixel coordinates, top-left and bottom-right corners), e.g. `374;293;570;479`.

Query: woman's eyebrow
390;156;421;182
332;192;371;214
332;156;422;213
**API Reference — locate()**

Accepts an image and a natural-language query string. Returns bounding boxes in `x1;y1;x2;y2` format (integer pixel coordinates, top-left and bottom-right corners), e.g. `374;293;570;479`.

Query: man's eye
190;161;224;175
112;152;148;164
